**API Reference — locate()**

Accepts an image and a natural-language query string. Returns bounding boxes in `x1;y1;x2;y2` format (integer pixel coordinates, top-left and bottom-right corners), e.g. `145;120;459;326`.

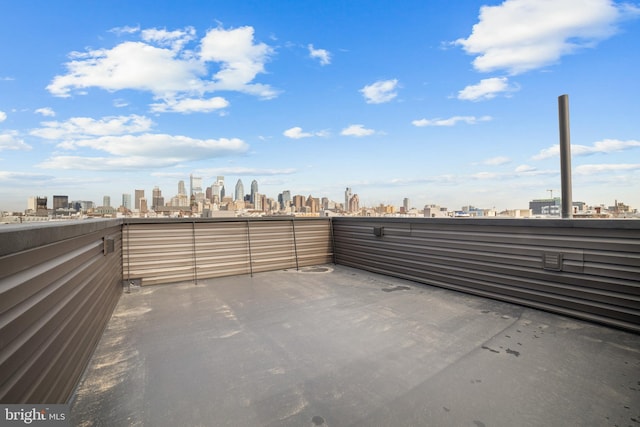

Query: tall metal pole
558;94;573;219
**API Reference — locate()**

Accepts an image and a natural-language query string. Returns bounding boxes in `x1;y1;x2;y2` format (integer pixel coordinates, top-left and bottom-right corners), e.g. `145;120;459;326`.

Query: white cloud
48;41;206;97
283;126;327;139
109;25;140;36
35;107;56;117
0;111;6;122
47;25;277;102
515;164;536;173
533;139;640;160
412;115;492;127
141;26;196;51
472;172;499;180
149;96;229;113
360;79;399;104
113;99;129;108
200;26;277;98
455;0;638;74
308;44;331;65
38;134;248;170
483;156;511;166
340;124;375;137
575;163;640;175
31;114;153;140
457;77;518;101
0;131;31;151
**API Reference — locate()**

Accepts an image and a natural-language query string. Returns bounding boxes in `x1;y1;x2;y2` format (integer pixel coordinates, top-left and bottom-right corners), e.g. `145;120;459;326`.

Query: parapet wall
0;220;122;404
332;217;640;332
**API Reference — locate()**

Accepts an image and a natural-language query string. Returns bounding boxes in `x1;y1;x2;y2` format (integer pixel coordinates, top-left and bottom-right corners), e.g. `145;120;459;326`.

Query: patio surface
70;265;640;427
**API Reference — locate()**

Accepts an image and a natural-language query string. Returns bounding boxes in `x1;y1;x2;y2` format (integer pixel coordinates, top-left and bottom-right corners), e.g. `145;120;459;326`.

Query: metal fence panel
332;218;640;332
0;220;122;404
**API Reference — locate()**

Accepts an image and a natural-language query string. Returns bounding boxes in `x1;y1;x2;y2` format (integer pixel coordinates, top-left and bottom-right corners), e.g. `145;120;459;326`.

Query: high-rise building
279;190;291;210
403;198;410;213
135;189;145;210
190;174;203;197
178;180;186;195
306;195;319;213
103;196;111;208
321;197;329;210
36;197;48;216
152;186;164;209
122;193;132;210
348;193;359;213
27;197;37;211
53;195;69;210
235;179;244;202
345;187;352;212
293;195;305;212
250;180;258;204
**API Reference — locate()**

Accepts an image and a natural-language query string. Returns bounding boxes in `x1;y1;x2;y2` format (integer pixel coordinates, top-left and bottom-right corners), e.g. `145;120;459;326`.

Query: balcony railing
1;217;639;405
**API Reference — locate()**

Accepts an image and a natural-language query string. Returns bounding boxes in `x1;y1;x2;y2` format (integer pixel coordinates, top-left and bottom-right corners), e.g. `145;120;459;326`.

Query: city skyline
17;174;634;215
1;1;639;212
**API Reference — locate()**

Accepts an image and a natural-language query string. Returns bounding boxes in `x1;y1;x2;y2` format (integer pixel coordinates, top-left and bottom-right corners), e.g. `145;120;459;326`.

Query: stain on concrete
506;348;520;357
312;415;325;425
382;285;411;293
481;345;499;354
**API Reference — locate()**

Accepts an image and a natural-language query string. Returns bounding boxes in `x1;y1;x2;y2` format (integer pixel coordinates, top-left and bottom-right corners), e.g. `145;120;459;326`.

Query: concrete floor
70;265;640;427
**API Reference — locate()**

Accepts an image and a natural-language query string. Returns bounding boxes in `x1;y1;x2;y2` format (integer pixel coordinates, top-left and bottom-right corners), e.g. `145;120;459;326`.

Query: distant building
152;186;164;210
36;197;48;216
235;179;244;202
529;198;561;216
280;190;291;210
53;195;68;210
122;193;132;210
27;197;37;212
345;187;352;212
348;194;360;213
135;189;145;210
306;195;320;213
424;205;448;218
190;175;203;204
250;180;258;204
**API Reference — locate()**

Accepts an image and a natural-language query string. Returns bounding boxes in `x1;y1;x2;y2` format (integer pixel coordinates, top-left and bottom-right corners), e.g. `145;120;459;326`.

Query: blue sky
1;0;639;212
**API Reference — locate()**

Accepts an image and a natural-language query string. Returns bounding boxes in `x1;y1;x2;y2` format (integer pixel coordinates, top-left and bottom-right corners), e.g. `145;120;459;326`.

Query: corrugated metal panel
332;218;640;332
0;220;122;404
123;218;333;286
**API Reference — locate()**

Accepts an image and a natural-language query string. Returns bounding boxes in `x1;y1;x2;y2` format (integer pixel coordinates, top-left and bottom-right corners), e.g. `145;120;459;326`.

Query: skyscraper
122;193;132;210
152;186;164;209
190;174;203;197
103;196;111;208
235;179;244;202
178;180;186;195
135;189;144;210
345;187;352;212
250;180;258;204
280;190;291;210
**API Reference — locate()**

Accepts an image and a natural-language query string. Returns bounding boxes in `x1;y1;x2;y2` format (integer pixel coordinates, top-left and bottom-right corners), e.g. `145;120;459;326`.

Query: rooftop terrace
70;265;639;427
1;217;639;426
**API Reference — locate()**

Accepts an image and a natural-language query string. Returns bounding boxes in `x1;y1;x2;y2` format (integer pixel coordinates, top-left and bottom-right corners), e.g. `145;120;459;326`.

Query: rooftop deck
70;265;640;427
